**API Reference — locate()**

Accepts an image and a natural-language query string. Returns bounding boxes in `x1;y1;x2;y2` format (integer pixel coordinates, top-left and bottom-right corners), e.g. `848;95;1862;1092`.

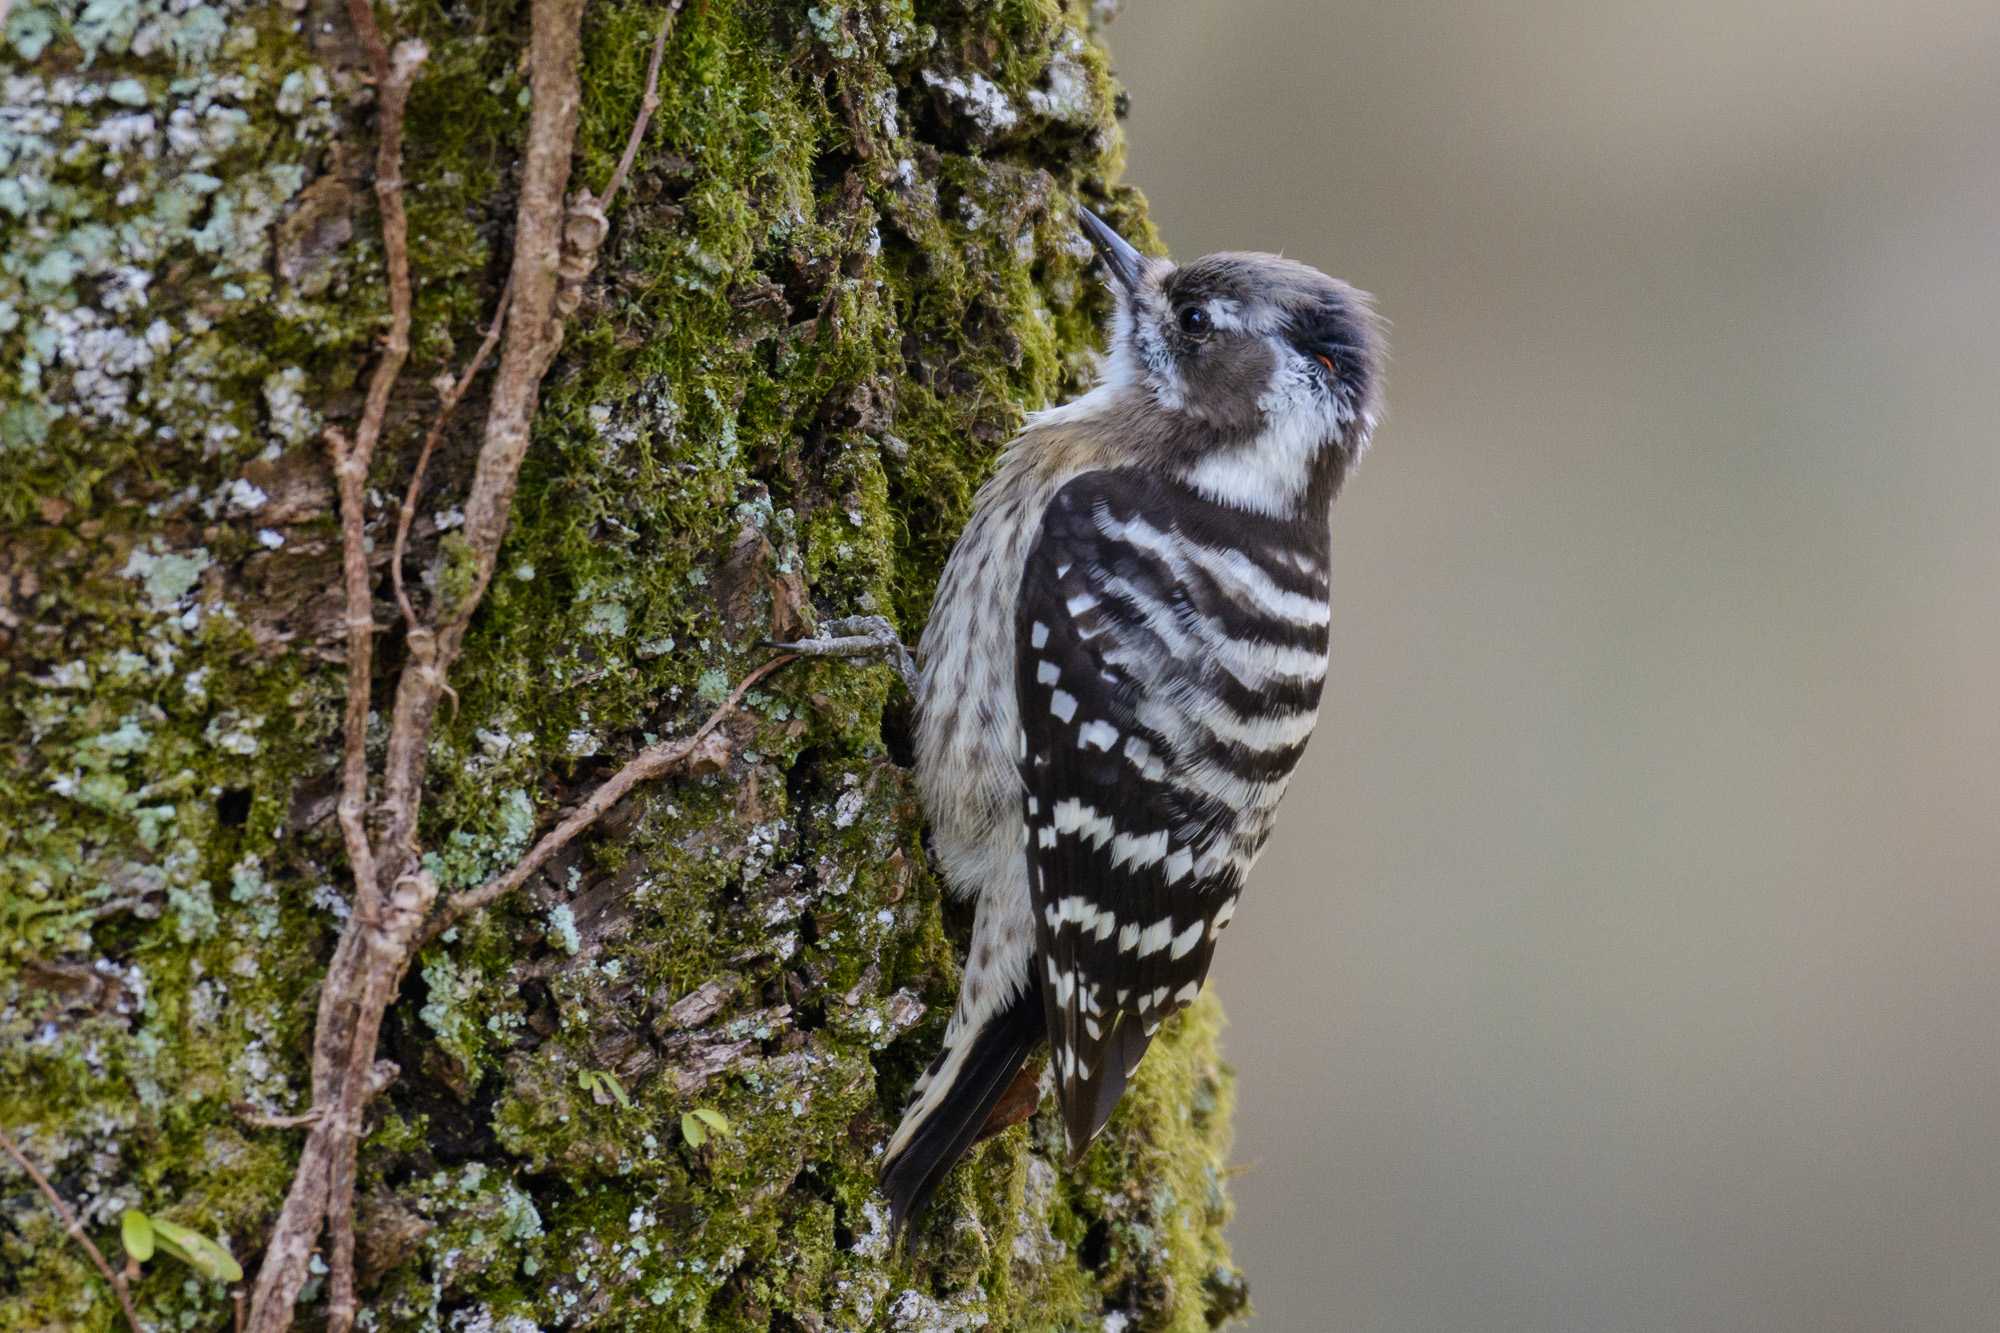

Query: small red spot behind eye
1315;353;1337;375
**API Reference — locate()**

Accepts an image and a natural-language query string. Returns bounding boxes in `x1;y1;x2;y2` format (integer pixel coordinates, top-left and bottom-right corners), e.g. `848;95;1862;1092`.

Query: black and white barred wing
1016;470;1331;1155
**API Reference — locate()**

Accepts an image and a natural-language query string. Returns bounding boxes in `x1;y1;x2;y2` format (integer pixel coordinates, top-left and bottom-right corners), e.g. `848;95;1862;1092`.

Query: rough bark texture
0;0;1248;1328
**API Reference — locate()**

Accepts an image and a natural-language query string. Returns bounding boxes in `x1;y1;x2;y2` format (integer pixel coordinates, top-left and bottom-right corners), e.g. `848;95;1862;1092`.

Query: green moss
1;0;1244;1327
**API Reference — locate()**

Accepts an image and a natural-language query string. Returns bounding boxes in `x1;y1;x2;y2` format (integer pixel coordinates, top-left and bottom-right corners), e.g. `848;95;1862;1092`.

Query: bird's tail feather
879;994;1041;1240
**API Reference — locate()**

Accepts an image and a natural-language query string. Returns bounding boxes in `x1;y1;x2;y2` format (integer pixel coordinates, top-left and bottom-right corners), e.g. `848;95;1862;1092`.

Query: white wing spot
1064;591;1099;617
1030;621;1050;649
1122;735;1167;781
1052;797;1119;848
1036;659;1061;686
1076;719;1118;751
1136;919;1174;958
1174;980;1201;1006
1168;919;1204;960
1164;848;1194;884
1109;828;1169;871
1050;690;1077;722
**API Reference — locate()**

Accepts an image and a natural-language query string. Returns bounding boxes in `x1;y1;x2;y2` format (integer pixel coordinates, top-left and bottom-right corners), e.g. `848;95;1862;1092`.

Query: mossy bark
0;0;1247;1328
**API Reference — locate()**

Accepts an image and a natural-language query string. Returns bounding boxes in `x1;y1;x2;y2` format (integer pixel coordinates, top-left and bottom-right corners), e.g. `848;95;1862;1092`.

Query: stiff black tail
879;995;1041;1241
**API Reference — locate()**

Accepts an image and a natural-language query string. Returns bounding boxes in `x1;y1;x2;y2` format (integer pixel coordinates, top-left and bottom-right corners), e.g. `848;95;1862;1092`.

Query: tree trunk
0;0;1248;1328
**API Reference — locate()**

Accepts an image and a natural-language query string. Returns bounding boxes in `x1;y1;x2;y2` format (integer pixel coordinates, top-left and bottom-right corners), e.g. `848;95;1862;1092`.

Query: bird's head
1076;206;1384;514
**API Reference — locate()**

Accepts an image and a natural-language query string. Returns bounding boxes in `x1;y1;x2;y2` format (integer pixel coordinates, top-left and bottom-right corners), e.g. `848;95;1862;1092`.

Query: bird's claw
762;615;918;694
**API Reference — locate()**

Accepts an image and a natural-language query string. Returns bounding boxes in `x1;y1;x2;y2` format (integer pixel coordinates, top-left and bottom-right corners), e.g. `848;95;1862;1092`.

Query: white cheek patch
1181;343;1340;517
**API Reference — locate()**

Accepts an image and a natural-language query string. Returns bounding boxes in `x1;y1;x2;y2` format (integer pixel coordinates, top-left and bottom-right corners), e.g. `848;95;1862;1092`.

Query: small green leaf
121;1209;154;1262
690;1107;731;1136
578;1069;633;1110
680;1112;706;1147
150;1218;244;1283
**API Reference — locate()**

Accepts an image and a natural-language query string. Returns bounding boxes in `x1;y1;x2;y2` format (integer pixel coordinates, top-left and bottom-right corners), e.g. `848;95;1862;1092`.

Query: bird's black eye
1176;305;1210;339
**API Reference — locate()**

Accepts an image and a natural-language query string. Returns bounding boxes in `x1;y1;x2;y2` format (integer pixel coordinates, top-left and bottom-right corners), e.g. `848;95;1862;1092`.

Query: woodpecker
780;206;1383;1236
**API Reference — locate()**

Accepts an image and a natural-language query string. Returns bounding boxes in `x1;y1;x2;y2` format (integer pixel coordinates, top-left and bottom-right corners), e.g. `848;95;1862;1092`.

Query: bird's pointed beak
1078;205;1145;297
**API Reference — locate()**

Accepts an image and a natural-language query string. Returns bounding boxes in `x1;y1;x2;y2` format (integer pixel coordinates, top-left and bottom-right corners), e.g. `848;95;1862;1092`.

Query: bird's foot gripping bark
764;614;919;695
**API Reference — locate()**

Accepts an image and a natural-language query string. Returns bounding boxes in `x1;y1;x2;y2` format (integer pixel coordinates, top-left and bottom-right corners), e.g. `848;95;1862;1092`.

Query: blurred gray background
1103;3;2000;1330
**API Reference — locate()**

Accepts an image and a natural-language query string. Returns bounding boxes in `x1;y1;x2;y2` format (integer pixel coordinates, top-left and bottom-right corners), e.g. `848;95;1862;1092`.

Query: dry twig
422;652;798;946
232;1105;325;1131
600;1;683;211
243;4;431;1328
328;20;427;925
391;278;512;633
0;1124;144;1333
376;0;586;849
